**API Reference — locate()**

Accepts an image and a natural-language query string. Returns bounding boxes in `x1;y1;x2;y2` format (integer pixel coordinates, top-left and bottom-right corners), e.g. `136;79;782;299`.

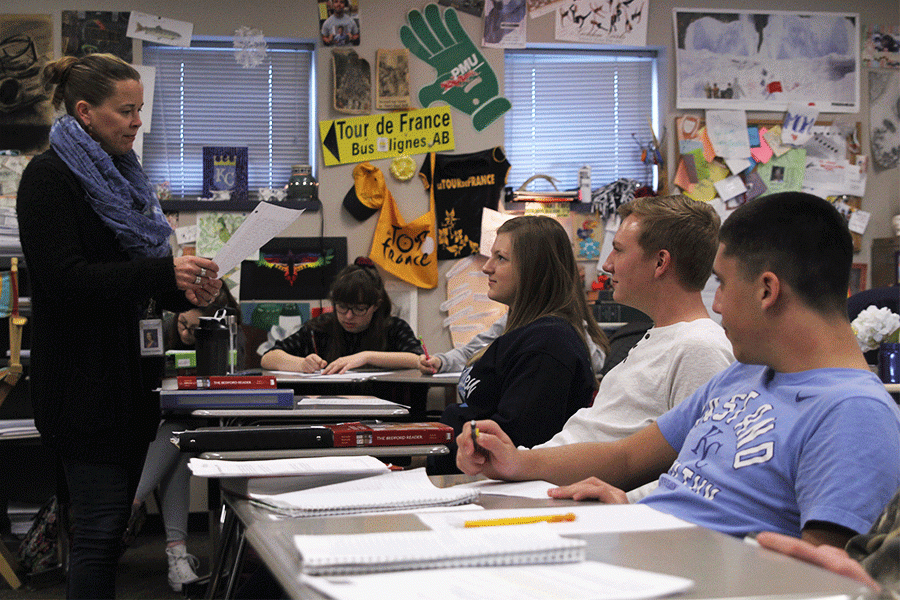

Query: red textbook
323;422;454;447
176;375;277;390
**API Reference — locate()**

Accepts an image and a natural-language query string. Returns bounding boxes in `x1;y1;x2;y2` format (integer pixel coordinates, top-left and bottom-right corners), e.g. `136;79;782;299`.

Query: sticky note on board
751;128;774;163
714;175;747;201
698;127;716;163
688;147;710;181
674;158;692;191
763;126;791;157
848;209;871;235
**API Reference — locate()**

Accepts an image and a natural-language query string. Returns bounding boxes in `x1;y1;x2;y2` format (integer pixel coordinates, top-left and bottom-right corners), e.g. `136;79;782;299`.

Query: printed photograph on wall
318;0;360;47
869;70;900;171
375;49;411;110
332;49;371;114
438;0;485;17
862;25;899;69
555;0;648;46
673;9;860;112
0;14;53;153
239;237;347;301
482;0;527;49
61;10;132;61
202;147;249;201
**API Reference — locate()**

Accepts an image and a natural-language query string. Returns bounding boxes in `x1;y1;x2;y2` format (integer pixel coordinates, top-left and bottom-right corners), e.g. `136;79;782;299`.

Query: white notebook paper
303;560;694;600
294;523;585;575
249;468;479;517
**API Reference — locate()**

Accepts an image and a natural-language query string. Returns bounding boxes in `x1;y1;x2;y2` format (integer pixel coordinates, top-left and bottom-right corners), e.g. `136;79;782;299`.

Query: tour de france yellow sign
319;106;455;166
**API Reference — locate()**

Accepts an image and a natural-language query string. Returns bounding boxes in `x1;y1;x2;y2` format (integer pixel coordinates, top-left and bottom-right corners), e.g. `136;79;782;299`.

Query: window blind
141;41;314;198
504;48;658;192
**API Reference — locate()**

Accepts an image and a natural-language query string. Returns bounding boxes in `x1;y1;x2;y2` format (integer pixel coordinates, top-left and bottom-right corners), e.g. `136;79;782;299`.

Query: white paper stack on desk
247;468;479;517
294;522;585;575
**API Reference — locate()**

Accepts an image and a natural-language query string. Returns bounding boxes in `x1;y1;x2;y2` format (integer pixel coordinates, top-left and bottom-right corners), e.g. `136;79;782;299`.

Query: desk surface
223;476;868;600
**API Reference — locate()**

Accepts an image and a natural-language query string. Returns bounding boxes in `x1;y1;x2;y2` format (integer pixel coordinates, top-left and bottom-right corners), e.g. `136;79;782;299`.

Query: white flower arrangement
851;305;900;352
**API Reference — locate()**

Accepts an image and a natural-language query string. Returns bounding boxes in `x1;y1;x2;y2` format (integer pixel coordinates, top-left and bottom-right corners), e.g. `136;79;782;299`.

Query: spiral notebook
248;468;479;517
294;523;586;575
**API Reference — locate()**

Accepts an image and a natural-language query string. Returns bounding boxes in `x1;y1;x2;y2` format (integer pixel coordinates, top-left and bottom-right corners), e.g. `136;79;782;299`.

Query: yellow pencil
463;513;577;528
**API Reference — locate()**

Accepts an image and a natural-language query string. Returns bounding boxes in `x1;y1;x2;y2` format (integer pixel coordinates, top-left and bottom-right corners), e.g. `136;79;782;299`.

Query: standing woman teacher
16;54;221;599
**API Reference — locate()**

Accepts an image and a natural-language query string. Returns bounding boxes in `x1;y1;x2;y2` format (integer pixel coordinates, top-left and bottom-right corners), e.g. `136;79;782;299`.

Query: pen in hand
419;336;435;374
470;419;486;456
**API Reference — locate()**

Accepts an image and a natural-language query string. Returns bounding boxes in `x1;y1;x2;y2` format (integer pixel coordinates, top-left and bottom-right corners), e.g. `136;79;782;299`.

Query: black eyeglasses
334;303;373;316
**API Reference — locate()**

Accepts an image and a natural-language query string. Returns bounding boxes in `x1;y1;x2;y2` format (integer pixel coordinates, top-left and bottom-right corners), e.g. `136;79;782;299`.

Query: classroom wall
5;0;899;356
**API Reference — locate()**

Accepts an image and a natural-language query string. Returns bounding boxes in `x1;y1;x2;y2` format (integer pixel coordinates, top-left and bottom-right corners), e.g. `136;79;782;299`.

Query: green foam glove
401;3;511;131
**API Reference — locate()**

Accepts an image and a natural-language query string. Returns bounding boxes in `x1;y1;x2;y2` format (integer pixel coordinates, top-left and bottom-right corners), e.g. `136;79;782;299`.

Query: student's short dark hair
718;191;852;315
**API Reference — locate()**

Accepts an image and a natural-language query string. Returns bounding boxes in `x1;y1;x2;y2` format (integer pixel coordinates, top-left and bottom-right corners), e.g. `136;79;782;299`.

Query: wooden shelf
160;199;321;213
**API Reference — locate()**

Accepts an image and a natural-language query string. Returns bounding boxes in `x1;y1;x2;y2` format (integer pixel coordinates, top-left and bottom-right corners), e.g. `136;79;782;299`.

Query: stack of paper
248;468;479;517
187;454;389;478
294;522;585;575
304;561;694;600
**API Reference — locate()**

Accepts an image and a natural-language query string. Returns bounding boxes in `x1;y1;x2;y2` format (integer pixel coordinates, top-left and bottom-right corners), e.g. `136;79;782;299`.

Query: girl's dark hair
316;257;393;362
43;53;141;117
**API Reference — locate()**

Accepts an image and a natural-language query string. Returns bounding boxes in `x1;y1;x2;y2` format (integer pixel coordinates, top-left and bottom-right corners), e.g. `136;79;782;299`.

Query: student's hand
754;532;880;592
301;354;327;373
322;352;369;374
417;354;441;374
175;256;221;306
548;477;628;504
456;420;522;480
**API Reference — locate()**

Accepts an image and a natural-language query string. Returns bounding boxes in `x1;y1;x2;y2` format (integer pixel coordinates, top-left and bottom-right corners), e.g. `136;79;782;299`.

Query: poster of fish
127;12;192;47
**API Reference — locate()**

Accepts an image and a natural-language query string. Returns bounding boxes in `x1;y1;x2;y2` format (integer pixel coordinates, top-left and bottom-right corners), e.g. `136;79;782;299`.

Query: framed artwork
61;10;132;61
850;263;867;296
332;49;371;114
239;237;348;301
202;147;248;201
0;15;53;153
673;9;860;113
375;49;411;111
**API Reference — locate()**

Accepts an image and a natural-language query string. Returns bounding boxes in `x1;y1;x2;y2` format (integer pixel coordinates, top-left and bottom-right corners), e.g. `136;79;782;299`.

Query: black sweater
17;149;190;463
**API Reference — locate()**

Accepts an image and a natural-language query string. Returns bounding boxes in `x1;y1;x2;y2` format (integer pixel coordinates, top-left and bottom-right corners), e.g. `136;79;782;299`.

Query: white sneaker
166;544;201;592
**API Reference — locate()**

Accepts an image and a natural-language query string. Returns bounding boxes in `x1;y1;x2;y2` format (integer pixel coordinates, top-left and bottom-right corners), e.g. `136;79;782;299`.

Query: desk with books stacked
160;375;454;550
265;368;461;419
198;463;868;600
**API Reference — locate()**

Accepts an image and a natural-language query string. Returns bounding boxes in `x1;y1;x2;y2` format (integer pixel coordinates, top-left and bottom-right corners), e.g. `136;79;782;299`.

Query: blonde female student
429;215;609;473
261;257;424;373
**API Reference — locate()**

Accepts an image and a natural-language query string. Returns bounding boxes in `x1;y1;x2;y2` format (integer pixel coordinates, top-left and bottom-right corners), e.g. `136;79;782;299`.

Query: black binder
172;425;334;452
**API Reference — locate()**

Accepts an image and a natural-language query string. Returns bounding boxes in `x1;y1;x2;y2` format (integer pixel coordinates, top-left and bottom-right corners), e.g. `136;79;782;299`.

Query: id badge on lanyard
139;299;164;357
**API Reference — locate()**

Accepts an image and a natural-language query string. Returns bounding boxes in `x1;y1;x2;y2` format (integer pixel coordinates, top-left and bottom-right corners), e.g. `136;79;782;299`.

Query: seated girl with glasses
260;257;424;373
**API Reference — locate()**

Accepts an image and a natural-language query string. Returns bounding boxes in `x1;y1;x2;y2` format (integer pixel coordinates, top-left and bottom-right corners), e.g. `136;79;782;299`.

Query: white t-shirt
532;318;734;501
535;318;733;449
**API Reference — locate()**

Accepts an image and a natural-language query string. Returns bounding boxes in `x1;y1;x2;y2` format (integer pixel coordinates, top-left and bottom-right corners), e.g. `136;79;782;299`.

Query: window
504;48;659;192
141;39;314;198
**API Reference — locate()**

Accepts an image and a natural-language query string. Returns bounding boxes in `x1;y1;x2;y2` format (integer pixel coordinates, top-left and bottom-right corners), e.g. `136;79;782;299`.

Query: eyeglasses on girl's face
333;303;373;316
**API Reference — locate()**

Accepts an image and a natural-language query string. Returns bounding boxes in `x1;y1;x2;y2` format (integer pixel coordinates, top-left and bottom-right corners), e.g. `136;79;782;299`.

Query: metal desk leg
205;502;241;600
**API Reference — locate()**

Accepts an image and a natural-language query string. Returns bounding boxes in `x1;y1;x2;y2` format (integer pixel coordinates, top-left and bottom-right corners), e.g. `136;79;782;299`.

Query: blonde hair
43;53;140;117
618;194;720;291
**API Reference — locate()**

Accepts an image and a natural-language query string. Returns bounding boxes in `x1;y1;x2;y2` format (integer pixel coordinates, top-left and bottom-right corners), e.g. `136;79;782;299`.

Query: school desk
205;474;869;600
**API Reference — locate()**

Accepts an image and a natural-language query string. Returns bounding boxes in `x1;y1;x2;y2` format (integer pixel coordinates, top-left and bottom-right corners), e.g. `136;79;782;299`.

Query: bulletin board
673;115;866;251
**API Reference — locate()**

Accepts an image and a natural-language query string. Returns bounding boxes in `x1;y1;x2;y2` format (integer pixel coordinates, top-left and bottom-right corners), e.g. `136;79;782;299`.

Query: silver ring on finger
194;275;202;285
200;267;206;277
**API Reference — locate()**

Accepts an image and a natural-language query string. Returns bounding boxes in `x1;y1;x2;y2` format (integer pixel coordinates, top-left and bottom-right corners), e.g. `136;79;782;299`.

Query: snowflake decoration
233;27;267;68
579;238;600;260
